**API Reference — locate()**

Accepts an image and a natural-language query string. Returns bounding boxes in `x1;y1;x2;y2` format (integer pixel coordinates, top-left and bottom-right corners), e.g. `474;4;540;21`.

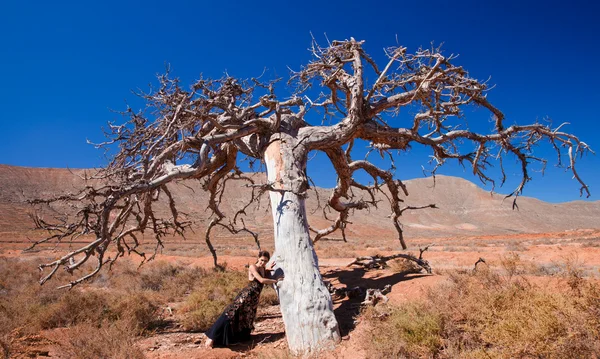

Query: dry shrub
0;335;9;359
165;265;208;298
528;262;562;276
180;270;247;331
107;292;162;334
0;300;15;342
577;237;600;247
0;256;164;359
92;259;142;290
56;322;145;359
504;241;528;252
136;260;210;301
1;257;279;355
0;257;218;357
435;268;600;358
499;252;526;280
92;259;209;302
363;303;443;358
35;290;109;330
315;243;358;258
0;258;66;336
363;262;600;358
259;286;279;307
139;260;180;291
389;258;422;274
252;349;302;358
181;297;224;332
560;255;586;293
22;288;161;334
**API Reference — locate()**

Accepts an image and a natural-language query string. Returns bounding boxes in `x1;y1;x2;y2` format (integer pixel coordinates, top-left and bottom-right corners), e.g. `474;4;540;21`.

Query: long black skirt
205;279;263;346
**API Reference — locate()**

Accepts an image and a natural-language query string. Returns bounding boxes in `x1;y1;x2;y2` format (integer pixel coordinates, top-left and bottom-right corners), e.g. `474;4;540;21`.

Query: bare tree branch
29;37;590;289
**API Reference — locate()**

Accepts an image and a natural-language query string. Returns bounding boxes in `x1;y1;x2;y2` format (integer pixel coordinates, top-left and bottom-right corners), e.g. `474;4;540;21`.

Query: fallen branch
346;247;433;274
324;281;365;300
324;281;391;306
362;285;392;306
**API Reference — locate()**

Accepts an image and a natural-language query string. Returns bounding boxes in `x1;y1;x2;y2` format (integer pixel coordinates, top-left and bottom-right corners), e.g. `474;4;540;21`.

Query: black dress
205;277;264;346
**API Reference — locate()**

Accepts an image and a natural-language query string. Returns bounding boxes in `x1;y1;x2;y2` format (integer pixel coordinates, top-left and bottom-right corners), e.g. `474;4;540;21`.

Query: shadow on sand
223;331;286;352
323;267;430;337
202;268;429;352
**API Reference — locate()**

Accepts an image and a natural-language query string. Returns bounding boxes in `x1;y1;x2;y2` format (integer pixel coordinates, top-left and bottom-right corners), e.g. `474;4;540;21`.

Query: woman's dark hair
257;250;270;260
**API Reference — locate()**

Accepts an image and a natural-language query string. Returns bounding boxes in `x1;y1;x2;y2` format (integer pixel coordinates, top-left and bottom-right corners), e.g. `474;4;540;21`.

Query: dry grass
0;255;283;356
0;257;253;356
94;259;208;300
251;349;296;358
55;322;145;359
440;246;482;252
363;302;442;358
251;349;326;359
388;258;422;274
362;259;600;358
107;292;162;335
35;290;111;330
259;286;280;307
0;335;9;359
314;241;360;258
503;242;528;252
137;260;207;300
578;239;600;247
498;251;525;279
180;270;248;331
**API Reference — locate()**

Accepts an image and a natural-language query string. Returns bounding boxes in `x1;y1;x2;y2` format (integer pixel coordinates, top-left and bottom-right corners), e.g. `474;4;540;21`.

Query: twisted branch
29;37;590;288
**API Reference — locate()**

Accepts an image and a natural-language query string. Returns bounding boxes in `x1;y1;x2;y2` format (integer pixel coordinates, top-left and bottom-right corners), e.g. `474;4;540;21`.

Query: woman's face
257;256;269;268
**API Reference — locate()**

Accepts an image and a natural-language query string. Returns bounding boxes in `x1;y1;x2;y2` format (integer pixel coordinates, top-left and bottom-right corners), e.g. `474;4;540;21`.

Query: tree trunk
264;139;341;355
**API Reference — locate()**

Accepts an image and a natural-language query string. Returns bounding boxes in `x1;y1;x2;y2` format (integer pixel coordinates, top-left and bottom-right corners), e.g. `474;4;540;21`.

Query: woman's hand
266;261;276;271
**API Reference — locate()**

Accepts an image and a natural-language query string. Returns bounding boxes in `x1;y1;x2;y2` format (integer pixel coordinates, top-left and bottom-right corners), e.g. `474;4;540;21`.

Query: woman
204;250;283;348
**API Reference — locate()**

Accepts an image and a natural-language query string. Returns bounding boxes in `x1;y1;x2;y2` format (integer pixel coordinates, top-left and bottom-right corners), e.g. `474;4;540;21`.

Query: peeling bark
264;139;340;354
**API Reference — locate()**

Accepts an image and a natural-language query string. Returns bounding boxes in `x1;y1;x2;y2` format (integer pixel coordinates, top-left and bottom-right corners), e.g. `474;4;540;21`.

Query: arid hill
0;164;598;242
1;165;600;359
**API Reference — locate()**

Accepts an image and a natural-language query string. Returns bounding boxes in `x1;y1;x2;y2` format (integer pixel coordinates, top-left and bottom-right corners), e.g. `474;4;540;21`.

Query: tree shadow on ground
219;308;285;352
323;267;430;337
225;331;286;352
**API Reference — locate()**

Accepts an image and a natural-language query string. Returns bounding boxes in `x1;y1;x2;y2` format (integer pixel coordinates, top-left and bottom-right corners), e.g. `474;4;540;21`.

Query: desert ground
2;228;600;358
1;165;599;358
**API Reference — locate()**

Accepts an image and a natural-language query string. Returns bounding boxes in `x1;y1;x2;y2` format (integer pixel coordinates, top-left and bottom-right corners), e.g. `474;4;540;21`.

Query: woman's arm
249;264;278;285
264;261;277;278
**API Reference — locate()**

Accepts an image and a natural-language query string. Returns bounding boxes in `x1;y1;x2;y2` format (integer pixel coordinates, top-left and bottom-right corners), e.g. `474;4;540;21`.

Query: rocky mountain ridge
1;164;598;241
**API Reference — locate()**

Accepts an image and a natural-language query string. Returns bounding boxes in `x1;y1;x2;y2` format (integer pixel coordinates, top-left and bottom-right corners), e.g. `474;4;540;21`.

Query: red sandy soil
3;228;600;358
2;160;600;358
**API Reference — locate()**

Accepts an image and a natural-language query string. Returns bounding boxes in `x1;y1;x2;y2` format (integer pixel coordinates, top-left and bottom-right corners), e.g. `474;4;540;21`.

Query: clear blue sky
0;0;598;203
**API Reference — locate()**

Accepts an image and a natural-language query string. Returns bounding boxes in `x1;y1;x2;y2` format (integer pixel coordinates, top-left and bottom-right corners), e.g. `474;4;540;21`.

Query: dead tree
362;285;392;306
28;37;591;355
347;248;433;273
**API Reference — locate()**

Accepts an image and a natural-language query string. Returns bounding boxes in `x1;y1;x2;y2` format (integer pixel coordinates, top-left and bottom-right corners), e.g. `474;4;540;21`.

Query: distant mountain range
1;164;598;241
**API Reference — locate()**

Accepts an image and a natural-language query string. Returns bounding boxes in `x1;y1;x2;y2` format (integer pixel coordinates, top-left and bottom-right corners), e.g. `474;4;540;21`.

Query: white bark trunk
264;140;341;355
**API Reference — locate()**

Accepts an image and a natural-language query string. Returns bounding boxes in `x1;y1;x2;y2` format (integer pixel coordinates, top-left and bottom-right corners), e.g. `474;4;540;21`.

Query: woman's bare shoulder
248;263;260;276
